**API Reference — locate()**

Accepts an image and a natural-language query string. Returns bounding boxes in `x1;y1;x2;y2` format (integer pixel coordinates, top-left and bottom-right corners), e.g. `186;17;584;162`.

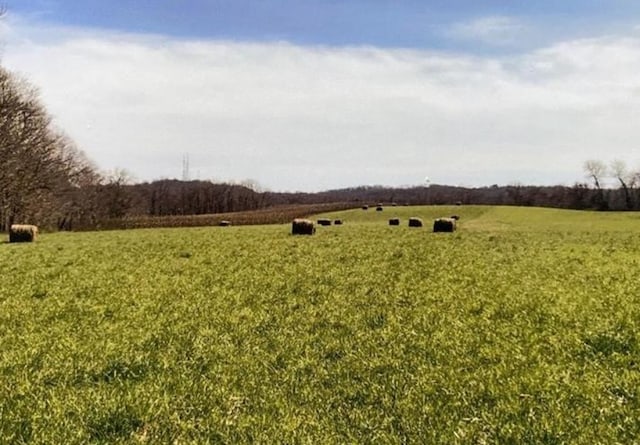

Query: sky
2;0;640;191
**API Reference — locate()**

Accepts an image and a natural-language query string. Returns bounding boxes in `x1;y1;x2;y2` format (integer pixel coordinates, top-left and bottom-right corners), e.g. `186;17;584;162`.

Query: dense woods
2;62;639;232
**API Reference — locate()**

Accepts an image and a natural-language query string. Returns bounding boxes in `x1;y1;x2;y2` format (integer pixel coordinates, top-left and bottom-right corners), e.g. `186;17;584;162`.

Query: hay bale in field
334;219;343;225
389;218;400;226
391;202;397;207
362;205;369;210
219;220;231;227
455;201;463;206
433;218;456;233
292;218;315;235
9;224;38;243
408;217;423;228
376;206;383;212
450;215;460;221
317;218;332;226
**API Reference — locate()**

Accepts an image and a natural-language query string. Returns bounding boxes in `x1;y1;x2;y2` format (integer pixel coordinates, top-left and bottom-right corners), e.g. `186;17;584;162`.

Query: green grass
2;206;640;443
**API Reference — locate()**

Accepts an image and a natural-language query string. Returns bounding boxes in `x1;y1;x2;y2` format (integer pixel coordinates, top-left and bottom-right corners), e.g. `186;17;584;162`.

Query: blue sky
3;1;640;191
12;0;640;50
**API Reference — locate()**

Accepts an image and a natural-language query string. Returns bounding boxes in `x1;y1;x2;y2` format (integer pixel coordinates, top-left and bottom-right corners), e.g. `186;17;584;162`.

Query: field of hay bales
2;205;640;443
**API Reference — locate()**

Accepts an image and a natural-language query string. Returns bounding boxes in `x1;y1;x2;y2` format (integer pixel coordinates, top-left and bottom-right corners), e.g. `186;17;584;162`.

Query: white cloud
445;16;527;46
3;17;640;191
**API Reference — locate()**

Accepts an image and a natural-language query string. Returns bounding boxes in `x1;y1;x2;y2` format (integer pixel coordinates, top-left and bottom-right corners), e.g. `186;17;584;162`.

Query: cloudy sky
2;1;640;191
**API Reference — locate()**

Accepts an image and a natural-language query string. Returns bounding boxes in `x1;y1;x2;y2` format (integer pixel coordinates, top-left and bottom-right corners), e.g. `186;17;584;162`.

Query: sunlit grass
1;206;640;443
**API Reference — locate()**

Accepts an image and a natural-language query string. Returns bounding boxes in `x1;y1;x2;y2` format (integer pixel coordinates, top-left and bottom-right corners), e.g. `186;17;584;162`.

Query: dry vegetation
291;218;316;235
86;202;355;231
433;217;456;233
8;224;38;243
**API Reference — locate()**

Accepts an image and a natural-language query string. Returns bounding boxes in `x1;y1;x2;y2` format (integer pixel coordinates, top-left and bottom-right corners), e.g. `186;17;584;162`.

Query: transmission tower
182;153;190;181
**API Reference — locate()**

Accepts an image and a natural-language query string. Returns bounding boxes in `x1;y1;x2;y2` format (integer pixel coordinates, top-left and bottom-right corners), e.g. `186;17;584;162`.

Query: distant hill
54;179;637;231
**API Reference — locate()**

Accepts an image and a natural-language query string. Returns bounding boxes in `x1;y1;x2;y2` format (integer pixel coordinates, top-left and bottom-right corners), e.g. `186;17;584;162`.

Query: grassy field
1;205;640;444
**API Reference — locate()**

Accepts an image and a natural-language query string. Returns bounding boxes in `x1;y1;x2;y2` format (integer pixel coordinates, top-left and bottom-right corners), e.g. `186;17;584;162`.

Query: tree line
583;159;640;211
2;63;639;232
0;66;99;231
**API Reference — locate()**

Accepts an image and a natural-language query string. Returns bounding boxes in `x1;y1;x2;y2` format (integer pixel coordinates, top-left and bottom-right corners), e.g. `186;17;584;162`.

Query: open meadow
2;206;640;443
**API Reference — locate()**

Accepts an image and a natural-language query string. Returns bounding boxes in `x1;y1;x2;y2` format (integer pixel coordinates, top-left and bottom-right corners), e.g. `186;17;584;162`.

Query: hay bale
317;218;332;226
450;215;460;221
391;202;397;207
334;219;343;225
292;218;315;235
9;224;38;243
433;218;456;233
389;218;400;226
376;206;383;212
362;205;369;210
408;217;423;228
219;220;231;227
455;201;463;206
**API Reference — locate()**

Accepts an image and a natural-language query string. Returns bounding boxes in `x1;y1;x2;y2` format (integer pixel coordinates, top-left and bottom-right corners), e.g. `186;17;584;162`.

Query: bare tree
100;168;134;219
629;167;640;210
610;159;634;210
584;160;606;190
0;66;99;229
583;160;608;210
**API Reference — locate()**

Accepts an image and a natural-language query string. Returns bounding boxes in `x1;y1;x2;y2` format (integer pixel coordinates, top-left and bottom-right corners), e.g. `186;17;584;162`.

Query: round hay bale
362;205;369;210
455;201;463;206
408;217;423;228
334;219;343;225
389;218;400;226
433;218;456;233
292;218;315;235
450;215;460;221
376;206;383;212
9;224;38;243
219;220;231;227
317;218;332;226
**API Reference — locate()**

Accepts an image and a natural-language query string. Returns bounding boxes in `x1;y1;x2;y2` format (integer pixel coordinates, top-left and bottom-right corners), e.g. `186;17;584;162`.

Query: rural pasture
1;206;640;443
